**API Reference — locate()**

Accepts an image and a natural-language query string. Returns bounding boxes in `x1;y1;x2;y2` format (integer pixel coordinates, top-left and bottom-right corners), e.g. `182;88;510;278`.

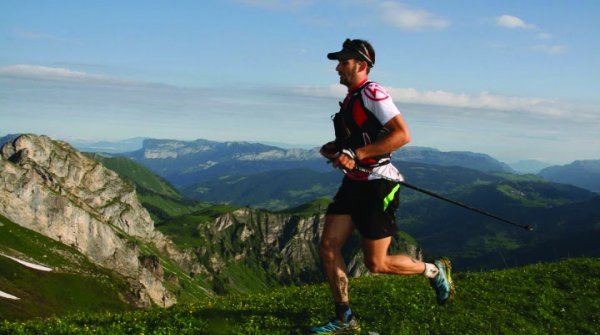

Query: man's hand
320;141;340;161
321;142;361;171
334;149;357;170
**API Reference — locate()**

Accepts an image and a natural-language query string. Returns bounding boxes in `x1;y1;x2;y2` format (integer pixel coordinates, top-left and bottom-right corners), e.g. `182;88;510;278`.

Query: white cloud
292;84;346;98
492;15;565;55
292;84;587;121
377;1;449;30
389;88;566;117
495;15;535;29
0;64;146;86
0;64;332;146
290;84;599;162
3;65;579;123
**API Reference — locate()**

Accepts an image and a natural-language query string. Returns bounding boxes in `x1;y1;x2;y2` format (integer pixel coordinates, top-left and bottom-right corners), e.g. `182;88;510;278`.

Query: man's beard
338;72;354;87
339;75;349;86
338;64;358;87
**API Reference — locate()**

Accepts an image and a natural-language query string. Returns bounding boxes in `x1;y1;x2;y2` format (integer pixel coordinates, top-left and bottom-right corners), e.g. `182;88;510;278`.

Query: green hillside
2;258;598;334
182;162;504;210
86;153;182;200
0;214;131;321
155;204;239;249
398;180;600;270
87;153;208;221
183;168;343;210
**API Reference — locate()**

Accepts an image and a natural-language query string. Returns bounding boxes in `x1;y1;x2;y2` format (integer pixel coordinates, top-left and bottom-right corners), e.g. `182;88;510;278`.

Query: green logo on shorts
383;184;400;211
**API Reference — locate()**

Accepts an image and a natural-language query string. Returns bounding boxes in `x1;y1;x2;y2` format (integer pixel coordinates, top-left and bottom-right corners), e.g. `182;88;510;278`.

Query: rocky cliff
195;208;325;285
176;205;422;293
0;135;183;307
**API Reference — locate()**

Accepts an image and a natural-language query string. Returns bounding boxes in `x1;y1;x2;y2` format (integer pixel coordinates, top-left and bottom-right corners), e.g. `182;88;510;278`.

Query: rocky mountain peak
2;134;155;238
0;134;177;307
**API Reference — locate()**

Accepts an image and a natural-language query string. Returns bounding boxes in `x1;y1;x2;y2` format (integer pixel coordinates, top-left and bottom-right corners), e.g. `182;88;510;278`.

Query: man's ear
357;60;369;73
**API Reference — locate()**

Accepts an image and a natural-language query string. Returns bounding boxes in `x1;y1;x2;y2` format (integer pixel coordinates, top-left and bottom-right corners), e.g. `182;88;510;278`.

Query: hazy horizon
2;132;578;167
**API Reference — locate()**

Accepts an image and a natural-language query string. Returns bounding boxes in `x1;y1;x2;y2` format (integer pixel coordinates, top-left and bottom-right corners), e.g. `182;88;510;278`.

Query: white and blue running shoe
430;257;455;305
309;317;361;334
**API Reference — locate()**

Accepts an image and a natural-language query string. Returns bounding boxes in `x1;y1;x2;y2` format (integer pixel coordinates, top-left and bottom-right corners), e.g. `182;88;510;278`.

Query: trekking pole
354;166;534;232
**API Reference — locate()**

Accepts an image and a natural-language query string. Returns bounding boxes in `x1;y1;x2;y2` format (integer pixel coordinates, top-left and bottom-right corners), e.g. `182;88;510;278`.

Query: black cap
327;39;375;67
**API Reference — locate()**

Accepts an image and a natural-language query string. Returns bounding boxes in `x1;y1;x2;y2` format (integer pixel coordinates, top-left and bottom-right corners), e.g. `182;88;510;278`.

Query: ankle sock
335;302;352;322
423;263;440;279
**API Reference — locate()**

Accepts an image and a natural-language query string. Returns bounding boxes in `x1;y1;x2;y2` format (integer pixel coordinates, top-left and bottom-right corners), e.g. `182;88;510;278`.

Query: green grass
0;257;131;321
139;192;209;222
0;212;214;321
277;198;331;216
492;173;546;182
155;204;238;248
87;153;212;223
2;258;598;334
0;214;132;321
211;261;272;294
86;154;181;200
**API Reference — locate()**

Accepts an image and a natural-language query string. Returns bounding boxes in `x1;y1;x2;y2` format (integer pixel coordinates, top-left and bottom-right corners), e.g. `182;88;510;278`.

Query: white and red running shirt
343;80;405;183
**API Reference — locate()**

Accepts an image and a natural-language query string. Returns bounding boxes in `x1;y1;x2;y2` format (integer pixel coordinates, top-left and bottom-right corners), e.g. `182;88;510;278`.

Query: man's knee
364;258;387;273
319;238;339;261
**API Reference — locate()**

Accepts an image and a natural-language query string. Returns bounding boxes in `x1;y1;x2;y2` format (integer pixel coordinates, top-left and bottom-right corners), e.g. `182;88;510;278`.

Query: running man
310;38;455;334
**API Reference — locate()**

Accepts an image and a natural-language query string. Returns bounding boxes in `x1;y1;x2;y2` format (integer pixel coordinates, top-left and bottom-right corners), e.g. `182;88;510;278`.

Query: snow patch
0;290;19;300
0;253;53;272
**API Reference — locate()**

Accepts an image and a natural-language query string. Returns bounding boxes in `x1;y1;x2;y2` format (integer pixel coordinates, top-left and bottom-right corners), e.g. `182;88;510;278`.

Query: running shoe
429;257;455;305
309;317;361;334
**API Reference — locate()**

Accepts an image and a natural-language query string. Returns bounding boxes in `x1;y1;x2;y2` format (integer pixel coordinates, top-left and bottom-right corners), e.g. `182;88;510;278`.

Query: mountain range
3;135;593;181
118;139;515;187
89;137;600;272
1;133;599;321
1;134;418;319
97;137;597;193
81;136;600;272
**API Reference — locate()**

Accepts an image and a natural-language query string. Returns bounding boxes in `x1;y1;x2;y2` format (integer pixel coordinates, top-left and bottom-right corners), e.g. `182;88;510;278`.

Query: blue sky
1;1;599;164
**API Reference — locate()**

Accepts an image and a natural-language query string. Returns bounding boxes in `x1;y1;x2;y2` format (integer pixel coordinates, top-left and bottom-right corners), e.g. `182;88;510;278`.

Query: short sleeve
360;82;401;126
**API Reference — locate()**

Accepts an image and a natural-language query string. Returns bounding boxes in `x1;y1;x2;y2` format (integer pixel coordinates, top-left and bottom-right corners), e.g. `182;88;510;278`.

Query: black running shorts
326;177;400;240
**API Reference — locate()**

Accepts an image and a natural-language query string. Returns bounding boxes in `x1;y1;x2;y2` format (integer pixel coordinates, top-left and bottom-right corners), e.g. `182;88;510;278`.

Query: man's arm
356;114;410;160
334;114;410;170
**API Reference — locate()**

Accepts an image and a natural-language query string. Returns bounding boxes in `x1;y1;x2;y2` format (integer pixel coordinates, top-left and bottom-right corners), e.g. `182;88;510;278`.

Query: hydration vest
333;81;391;168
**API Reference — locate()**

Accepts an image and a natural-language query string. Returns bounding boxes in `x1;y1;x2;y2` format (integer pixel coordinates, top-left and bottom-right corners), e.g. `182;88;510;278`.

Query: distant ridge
539;159;600;193
398;146;514;172
117;139;513;189
0;134;20;148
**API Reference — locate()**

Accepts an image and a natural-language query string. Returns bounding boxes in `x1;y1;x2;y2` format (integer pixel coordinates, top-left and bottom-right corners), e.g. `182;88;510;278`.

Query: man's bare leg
361;235;455;306
361;236;432;275
319;214;355;303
